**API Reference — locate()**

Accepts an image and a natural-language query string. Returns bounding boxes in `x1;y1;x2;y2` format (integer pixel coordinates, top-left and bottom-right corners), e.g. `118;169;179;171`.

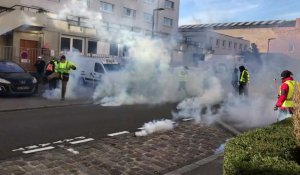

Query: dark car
0;60;38;96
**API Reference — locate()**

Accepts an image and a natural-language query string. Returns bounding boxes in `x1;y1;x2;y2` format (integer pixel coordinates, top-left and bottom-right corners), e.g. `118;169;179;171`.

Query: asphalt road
0;103;177;160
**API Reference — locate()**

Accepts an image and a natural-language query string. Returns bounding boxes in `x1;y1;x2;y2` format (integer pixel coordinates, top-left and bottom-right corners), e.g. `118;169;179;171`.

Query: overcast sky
179;0;300;26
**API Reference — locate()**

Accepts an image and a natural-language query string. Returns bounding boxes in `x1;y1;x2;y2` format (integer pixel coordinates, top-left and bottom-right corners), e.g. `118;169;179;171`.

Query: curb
0;101;94;112
164;152;224;175
215;120;241;136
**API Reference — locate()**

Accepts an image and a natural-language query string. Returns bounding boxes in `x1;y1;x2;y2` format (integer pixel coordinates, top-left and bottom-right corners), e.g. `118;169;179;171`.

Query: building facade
179;18;300;60
0;0;180;70
173;29;250;66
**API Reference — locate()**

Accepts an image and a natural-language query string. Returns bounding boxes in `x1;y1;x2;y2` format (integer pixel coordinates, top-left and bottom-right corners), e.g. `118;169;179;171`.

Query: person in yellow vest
48;55;76;101
178;66;188;94
238;65;250;96
274;70;297;121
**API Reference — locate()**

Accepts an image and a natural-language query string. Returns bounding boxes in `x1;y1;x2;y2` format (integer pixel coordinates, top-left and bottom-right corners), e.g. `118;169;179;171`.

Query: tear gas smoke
135;119;175;137
43;1;300;132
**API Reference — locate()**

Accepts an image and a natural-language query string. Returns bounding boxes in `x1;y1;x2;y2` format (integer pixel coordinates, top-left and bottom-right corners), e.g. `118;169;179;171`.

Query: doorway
19;39;39;71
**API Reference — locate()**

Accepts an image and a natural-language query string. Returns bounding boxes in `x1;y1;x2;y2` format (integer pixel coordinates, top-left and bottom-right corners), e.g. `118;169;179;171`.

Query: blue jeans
277;109;292;122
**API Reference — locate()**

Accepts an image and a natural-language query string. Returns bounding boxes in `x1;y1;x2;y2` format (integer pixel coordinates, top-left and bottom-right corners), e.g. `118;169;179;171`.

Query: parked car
0;60;38;96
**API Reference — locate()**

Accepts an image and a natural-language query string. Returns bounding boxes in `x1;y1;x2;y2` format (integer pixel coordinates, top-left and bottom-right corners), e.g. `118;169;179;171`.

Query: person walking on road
48;55;76;101
239;65;250;96
274;70;297;121
45;57;59;90
178;66;188;95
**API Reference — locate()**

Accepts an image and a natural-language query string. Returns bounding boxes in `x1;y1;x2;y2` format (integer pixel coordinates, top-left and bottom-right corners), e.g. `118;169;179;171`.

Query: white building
0;0;180;70
173;29;250;66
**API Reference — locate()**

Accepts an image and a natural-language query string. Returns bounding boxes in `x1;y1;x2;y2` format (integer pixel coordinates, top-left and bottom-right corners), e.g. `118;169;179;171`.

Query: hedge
224;118;300;175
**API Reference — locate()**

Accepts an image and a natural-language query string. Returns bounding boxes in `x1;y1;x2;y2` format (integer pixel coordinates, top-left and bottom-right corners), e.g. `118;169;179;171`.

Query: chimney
296;18;300;28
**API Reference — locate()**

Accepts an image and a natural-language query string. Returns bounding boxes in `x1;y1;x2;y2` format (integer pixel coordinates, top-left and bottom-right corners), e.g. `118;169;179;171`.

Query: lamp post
152;8;165;38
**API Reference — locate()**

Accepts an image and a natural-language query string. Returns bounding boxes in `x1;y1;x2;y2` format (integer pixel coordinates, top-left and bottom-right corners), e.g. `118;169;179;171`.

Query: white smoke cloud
44;0;300;133
135;119;175;137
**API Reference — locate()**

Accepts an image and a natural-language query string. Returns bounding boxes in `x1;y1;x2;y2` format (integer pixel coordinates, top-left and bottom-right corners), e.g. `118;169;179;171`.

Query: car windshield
0;62;25;73
103;64;121;71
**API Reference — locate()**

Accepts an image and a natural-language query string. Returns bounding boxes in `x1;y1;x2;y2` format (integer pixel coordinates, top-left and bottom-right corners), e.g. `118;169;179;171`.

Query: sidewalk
0;91;238;175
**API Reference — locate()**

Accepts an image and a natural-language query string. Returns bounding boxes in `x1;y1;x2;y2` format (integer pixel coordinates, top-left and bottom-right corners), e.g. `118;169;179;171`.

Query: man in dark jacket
34;56;46;81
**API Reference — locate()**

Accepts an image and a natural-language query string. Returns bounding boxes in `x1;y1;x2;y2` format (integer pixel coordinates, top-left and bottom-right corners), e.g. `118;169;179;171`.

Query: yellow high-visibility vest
281;80;296;108
240;70;250;83
57;61;74;74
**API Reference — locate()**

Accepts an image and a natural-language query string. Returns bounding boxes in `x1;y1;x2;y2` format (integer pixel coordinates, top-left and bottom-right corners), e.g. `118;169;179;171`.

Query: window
239;44;242;50
234;43;237;49
88;41;97;54
61;37;71;51
164;0;174;9
76;0;88;7
100;1;113;13
216;39;220;46
123;7;136;18
163;17;173;26
244;45;248;51
144;0;154;4
144;13;152;23
110;43;118;56
94;63;104;73
60;36;84;53
222;40;226;47
228;41;232;48
73;39;83;52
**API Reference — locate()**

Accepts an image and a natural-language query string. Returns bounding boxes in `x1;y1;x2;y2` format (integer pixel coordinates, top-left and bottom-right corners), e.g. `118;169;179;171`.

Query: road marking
66;148;79;154
138;127;144;130
53;140;63;144
107;131;130;137
70;138;94;145
75;136;86;139
64;138;74;142
26;145;39;149
22;146;55;154
182;118;193;121
39;143;51;147
12;148;25;152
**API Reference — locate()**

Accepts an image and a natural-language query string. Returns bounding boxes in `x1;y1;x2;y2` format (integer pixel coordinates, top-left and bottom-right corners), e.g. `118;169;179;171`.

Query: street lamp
152;8;165;38
267;38;276;53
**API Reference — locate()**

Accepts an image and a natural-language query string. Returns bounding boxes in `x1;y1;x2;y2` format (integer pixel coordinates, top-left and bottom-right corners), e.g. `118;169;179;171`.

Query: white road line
66;148;79;154
26;145;39;149
12;148;25;152
23;146;55;154
53;140;63;144
75;136;86;139
182;118;193;121
64;139;74;142
39;143;51;147
69;138;94;145
107;131;130;137
138;127;144;130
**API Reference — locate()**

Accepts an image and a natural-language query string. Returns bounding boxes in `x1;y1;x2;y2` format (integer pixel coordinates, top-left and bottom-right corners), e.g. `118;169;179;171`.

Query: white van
71;56;121;85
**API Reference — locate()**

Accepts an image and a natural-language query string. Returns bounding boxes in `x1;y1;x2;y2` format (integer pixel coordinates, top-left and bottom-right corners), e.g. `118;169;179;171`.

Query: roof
179;19;296;32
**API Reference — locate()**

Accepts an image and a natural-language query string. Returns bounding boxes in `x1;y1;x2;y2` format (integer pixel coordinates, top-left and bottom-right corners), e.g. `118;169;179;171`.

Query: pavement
0;86;240;175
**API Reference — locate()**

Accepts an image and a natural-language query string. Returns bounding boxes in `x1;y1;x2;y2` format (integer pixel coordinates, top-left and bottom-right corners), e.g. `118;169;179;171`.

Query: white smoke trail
135;119;175;137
